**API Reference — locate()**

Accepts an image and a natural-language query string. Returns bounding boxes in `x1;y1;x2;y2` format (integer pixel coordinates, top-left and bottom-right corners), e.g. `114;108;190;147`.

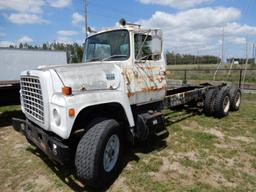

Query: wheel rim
235;92;241;107
103;134;120;172
223;96;230;113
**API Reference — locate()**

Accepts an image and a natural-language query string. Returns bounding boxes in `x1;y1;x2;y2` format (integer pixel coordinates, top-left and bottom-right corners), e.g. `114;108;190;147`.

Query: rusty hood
48;63;122;92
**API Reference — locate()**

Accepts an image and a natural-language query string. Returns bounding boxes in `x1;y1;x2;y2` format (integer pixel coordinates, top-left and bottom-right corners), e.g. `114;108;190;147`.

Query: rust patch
166;70;171;75
127;92;135;97
141;86;165;92
139;66;160;70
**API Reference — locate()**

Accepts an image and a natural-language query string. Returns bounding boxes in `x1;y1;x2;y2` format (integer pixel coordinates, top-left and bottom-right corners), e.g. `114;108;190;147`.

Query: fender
50;90;135;139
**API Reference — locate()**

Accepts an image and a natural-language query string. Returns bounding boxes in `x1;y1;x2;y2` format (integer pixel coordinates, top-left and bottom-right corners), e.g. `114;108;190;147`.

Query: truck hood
44;62;122;92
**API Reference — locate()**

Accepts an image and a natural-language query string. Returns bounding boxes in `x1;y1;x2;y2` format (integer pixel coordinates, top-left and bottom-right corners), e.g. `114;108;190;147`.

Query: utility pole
221;27;224;64
214;28;224;81
245;35;248;63
253;43;255;64
255;43;256;64
174;47;177;65
242;36;249;89
84;0;88;38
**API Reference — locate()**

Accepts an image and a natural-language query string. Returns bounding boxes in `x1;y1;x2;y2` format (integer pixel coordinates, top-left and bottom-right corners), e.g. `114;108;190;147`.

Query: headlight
53;108;61;126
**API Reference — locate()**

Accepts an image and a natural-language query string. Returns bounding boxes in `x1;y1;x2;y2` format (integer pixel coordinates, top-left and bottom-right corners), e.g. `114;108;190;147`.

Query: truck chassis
12;81;242;189
11;20;242;189
13;82;240;162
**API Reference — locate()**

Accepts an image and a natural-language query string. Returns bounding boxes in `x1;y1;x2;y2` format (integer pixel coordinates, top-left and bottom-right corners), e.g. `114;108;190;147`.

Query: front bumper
12;118;71;164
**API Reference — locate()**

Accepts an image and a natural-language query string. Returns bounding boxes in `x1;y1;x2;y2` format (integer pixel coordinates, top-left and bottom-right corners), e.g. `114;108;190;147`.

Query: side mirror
150;30;162;55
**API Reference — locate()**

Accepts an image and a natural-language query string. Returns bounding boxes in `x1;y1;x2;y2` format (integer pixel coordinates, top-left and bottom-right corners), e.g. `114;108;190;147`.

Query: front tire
75;119;123;188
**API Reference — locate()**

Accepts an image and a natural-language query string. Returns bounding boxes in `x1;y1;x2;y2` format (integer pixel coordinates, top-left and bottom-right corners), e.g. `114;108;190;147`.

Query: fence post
183;69;187;84
239;69;242;88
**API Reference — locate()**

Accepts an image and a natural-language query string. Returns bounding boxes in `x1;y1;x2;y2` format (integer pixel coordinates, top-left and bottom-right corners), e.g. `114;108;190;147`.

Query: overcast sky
0;0;256;58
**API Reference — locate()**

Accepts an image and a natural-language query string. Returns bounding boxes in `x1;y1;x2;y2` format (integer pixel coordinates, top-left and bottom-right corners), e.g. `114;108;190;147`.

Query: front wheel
75;119;123;188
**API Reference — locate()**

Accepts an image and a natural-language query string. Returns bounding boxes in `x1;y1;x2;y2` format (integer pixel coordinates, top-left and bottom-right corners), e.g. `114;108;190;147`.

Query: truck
12;19;242;189
0;48;67;105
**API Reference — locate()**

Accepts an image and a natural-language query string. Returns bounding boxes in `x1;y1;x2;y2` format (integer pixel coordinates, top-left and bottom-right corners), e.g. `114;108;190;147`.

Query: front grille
20;76;44;123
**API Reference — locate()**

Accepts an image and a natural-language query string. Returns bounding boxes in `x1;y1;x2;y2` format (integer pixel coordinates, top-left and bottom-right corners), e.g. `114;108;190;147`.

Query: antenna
84;0;88;38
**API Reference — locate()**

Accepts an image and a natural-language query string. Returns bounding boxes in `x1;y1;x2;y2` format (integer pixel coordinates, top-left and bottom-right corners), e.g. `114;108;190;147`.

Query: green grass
166;63;256;70
166;64;256;84
0;105;24;127
0;94;256;191
115;95;256;191
251;160;256;169
180;158;203;169
0;105;20;113
166;64;219;70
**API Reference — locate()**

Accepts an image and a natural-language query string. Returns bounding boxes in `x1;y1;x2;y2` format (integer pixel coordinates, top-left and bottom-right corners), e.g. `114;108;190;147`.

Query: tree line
166;52;220;65
9;42;83;63
227;58;255;65
9;43;254;65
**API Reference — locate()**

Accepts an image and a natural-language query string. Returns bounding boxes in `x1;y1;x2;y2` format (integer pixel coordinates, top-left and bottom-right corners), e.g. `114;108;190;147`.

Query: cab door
132;32;166;104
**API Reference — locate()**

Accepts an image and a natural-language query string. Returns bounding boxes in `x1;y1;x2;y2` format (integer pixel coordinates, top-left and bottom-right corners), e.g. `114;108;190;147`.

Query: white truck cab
13;20;169;188
20;23;166;139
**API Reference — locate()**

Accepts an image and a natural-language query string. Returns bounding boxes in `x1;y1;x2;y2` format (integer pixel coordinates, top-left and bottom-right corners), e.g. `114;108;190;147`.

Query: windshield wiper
102;55;127;61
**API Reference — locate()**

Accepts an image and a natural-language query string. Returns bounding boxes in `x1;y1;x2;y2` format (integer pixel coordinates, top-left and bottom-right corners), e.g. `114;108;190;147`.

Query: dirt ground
0;94;256;192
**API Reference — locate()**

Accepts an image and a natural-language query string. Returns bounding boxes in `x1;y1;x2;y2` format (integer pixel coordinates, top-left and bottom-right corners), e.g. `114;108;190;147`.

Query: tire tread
204;88;218;116
214;87;230;118
75;119;121;187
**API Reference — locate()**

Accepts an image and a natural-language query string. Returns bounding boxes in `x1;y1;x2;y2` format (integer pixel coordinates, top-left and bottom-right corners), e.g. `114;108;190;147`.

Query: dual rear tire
204;86;241;118
214;87;231;118
229;86;241;111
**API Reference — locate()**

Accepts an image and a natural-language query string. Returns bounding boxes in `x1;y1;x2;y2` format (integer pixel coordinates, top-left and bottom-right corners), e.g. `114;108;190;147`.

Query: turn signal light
68;108;75;117
62;86;72;96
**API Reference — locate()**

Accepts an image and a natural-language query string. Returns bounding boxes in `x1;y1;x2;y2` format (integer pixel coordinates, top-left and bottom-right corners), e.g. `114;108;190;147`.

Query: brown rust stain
127;86;165;97
166;70;171;75
127;92;135;97
141;86;166;92
139;66;161;70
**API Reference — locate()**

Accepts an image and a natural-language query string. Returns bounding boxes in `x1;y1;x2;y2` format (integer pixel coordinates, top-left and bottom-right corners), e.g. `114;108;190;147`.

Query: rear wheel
228;86;241;111
75;118;123;188
214;87;230;118
204;88;218;116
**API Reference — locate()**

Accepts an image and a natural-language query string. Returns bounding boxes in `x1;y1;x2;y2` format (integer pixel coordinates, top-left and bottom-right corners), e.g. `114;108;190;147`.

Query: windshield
83;29;130;62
